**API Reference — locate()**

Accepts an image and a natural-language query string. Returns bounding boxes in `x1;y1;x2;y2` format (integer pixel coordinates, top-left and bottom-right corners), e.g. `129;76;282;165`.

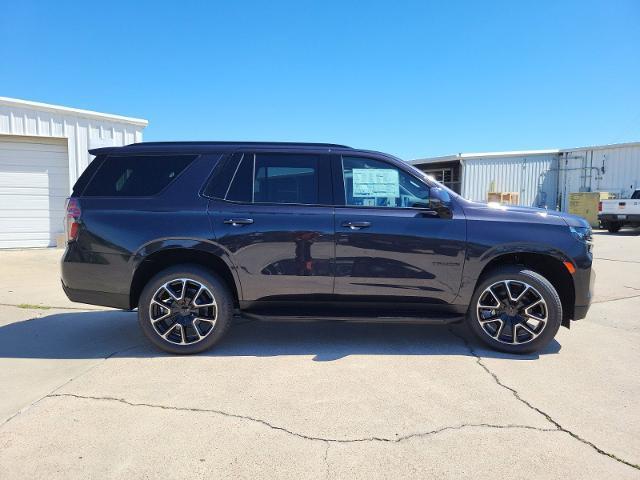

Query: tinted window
341;156;429;208
83;155;197;197
225;153;254;202
72;155;105;195
253;154;320;204
203;153;241;199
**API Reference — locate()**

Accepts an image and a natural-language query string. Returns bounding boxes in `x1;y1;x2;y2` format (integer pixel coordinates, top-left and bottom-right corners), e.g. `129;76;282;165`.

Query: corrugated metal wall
0;99;146;192
558;144;640;211
461;154;559;209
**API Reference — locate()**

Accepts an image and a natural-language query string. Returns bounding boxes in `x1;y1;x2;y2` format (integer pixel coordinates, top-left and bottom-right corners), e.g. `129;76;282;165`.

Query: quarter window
83;155;197;197
225;153;253;202
341;156;429;208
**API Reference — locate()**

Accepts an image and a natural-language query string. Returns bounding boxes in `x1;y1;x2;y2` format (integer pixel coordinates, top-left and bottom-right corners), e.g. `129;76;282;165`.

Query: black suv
61;142;594;354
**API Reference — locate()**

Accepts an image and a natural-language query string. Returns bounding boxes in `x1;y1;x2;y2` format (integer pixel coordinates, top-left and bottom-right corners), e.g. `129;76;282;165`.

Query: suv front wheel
138;264;233;354
467;266;562;354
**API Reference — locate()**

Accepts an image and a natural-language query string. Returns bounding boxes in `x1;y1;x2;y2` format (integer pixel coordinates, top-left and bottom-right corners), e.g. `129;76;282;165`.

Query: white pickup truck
598;190;640;232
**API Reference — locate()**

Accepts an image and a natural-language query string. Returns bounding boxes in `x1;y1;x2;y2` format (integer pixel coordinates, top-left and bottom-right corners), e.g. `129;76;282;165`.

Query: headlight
569;226;593;251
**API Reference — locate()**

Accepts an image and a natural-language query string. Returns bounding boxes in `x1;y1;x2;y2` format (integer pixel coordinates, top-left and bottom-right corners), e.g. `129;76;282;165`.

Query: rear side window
82;155;197;197
72;155;106;195
222;152;328;205
253;154;320;204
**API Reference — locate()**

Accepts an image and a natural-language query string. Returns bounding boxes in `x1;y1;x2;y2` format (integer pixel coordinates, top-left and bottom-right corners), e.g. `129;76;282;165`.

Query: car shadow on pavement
0;310;561;362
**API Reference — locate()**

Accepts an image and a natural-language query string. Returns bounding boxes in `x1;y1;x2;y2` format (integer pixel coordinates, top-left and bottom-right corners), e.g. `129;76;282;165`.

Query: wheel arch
474;251;575;327
129;243;241;310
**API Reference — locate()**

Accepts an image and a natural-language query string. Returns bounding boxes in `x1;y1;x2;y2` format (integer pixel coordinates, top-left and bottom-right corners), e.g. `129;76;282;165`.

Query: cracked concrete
0;232;639;478
449;328;640;471
1;395;637;480
45;392;558;444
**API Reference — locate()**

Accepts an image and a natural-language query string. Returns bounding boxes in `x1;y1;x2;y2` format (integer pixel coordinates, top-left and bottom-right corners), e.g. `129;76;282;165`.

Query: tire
138;264;233;354
467;266;562;354
607;222;622;233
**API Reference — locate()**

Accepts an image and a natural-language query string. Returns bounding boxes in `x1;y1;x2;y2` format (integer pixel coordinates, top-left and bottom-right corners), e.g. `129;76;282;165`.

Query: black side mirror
429;187;453;219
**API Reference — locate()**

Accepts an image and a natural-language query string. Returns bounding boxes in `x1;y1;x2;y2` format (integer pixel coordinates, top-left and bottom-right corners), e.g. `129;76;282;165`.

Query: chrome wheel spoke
194;316;215;325
162;281;184;302
190;285;205;307
191;319;203;341
494;321;505;340
479;313;502;324
512;324;520;344
518;322;537;337
191;285;216;308
478;288;500;308
162;324;178;340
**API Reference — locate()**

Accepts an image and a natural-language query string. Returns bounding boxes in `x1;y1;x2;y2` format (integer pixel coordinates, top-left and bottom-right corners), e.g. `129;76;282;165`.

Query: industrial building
410;142;640;224
0;97;147;248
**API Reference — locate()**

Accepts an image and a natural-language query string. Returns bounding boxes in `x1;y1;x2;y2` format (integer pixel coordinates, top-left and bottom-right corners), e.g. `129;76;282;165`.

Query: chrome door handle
223;218;254;226
342;221;371;230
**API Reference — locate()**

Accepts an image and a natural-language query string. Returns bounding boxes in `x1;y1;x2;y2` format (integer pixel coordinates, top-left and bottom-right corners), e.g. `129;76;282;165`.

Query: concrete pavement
0;231;638;478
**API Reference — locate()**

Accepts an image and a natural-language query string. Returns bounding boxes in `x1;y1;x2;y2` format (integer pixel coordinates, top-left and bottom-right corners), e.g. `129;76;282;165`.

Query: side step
241;312;464;325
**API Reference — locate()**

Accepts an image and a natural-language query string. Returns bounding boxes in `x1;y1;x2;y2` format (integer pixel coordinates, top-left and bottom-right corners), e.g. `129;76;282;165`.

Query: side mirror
429;187;453;219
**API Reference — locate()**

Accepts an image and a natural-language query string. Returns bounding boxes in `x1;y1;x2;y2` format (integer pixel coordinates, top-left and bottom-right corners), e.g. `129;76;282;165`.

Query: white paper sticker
352;168;400;198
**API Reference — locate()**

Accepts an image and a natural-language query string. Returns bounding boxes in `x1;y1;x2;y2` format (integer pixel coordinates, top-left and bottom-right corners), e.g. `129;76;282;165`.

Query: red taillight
65;198;81;242
598;201;602;212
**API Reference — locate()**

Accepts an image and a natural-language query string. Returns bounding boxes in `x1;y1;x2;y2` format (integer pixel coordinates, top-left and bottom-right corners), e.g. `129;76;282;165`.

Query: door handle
223;218;254;226
342;221;371;230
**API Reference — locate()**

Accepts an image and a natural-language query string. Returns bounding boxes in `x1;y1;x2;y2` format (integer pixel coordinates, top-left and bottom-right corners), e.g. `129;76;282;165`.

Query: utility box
568;192;613;227
487;192;520;205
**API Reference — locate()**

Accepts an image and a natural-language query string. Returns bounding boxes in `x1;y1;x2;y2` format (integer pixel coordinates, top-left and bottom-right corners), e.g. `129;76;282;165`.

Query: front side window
341;156;429;208
83;154;197;197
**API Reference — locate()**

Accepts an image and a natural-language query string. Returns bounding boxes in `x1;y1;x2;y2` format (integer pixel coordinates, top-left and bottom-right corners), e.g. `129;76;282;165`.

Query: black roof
89;141;352;156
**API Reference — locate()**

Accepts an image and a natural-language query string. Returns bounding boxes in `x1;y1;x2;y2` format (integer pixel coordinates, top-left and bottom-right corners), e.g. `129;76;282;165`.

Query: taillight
598;201;602;212
65;197;82;243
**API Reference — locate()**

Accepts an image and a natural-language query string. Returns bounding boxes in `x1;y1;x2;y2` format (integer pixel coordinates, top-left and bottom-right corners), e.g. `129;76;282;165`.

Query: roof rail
128;141;352;148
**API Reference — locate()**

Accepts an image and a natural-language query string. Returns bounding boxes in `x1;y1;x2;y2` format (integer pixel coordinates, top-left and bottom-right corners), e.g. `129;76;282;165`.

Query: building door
0;135;69;248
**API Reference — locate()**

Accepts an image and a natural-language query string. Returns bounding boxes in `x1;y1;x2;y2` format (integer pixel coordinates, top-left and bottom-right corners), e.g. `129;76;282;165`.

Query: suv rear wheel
467;266;562;354
138;264;233;354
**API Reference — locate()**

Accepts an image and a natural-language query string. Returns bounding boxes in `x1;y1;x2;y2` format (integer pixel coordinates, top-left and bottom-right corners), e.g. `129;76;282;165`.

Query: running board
240;312;464;325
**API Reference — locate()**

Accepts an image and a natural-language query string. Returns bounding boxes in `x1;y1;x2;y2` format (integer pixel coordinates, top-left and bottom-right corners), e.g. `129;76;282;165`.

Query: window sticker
352;168;400;198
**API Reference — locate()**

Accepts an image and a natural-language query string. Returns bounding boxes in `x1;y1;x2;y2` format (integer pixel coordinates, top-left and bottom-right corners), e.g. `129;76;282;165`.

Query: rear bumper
61;281;131;310
60;242;134;309
598;213;640;223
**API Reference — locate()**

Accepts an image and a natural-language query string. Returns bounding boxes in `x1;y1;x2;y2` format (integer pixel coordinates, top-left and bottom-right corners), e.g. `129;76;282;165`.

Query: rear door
207;151;336;306
332;155;466;309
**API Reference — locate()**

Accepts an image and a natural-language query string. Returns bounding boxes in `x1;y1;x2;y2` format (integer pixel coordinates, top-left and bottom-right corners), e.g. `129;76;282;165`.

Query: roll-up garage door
0;135;69;248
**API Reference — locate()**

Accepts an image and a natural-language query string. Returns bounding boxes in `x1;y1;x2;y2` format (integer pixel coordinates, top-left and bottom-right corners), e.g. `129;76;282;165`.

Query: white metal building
0;97;148;248
410;141;640;212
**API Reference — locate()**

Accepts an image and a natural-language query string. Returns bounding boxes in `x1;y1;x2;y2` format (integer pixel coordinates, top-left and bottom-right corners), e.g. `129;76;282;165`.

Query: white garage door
0;136;70;248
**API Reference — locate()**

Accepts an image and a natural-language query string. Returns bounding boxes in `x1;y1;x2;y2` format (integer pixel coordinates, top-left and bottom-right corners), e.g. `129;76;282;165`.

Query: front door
208;151;336;307
333;155;466;310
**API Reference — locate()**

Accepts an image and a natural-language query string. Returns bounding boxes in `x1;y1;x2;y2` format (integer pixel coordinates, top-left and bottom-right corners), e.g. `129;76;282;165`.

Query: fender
454;241;574;306
129;237;244;304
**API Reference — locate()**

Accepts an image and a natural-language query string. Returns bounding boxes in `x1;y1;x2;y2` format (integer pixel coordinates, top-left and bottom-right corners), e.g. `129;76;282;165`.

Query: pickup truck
599;190;640;232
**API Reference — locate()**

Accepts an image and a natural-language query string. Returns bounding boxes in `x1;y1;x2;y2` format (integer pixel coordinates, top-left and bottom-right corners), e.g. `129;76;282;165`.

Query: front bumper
572;265;595;320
